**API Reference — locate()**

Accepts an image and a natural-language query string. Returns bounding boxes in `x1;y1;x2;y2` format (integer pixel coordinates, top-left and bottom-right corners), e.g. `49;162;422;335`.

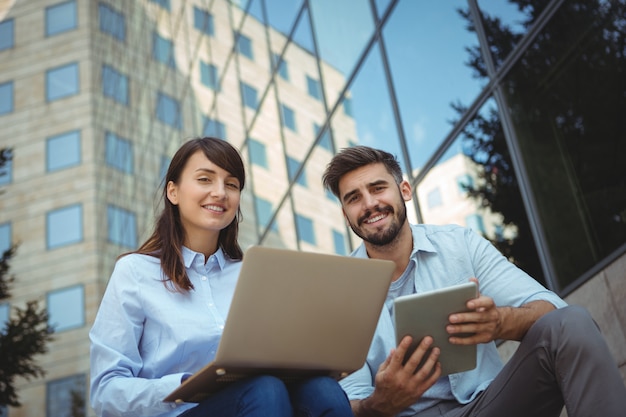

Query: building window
287;156;307;187
254;196;277;232
47;285;84;332
235;32;253;60
46;374;86;417
0;19;14;51
159;155;171;183
456;173;474;194
240;82;258;110
313;123;332;151
46;0;77;37
0;81;13;115
0;302;9;334
102;65;129;105
46;204;83;249
272;53;289;80
280;103;296;132
46;62;79;102
193;6;214;36
332;229;347;255
107;205;137;248
156;92;181;129
105;132;133;174
0;153;11;186
0;222;11;255
465;214;486;234
306;75;322;100
202;116;226;138
200;61;219;91
153;32;175;68
99;2;125;41
343;97;353;117
47;130;81;172
248;138;267;168
295;214;316;245
426;187;442;209
149;0;170;10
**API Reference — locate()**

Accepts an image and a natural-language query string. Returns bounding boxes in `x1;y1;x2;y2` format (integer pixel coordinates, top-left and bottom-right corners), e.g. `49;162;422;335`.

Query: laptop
164;246;395;403
393;281;478;376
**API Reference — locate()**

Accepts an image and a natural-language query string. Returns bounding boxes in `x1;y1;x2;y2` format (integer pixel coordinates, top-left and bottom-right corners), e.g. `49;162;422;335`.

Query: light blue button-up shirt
89;247;242;417
340;224;567;416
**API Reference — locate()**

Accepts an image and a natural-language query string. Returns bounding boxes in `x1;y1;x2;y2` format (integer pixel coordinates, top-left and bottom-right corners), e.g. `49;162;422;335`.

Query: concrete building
0;0;624;415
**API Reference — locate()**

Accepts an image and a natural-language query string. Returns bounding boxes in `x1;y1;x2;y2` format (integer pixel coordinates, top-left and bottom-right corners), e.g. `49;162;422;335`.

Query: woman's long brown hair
125;137;245;292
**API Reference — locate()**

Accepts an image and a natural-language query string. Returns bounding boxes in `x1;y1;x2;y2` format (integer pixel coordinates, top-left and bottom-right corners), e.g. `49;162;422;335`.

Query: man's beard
348;201;407;247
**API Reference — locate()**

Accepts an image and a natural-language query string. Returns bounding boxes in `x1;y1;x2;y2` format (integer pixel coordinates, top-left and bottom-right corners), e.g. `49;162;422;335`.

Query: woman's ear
166;181;178;205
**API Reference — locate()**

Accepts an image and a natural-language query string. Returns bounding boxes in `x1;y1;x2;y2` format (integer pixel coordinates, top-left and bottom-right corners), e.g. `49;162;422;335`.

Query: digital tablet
393;281;478;376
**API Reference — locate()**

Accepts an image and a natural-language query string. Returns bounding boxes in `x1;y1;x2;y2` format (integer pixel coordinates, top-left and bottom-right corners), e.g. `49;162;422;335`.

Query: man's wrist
354;396;389;417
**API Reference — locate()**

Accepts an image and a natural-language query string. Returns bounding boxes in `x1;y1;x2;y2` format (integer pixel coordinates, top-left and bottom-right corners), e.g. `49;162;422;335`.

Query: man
322;146;626;417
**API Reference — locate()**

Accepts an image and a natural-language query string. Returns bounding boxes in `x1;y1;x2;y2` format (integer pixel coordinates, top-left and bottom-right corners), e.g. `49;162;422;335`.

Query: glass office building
0;0;624;415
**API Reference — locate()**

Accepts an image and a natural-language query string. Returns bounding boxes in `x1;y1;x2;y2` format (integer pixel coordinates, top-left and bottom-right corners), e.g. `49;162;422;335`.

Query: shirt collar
181;246;226;270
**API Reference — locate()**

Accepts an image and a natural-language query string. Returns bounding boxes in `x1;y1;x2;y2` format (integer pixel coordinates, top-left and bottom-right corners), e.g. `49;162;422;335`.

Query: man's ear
400;180;412;202
166;181;178;205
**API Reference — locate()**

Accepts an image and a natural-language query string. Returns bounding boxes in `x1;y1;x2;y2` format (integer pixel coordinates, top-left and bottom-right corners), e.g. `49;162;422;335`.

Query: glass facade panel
102;65;129;105
149;0;170;10
254;196;277;233
240;82;258;110
202;116;226;139
0;303;8;333
0;81;13;115
498;1;626;289
46;63;79;102
46;374;86;417
419;99;546;286
156;92;182;129
295;213;315;245
248;138;267;168
306;75;321;100
0;222;11;254
384;0;482;172
153;32;175;68
0;155;11;185
47;285;84;332
194;6;214;36
332;229;347;255
46;0;77;37
105;132;133;174
107;205;137;248
235;32;253;60
46;204;83;249
99;3;125;41
339;42;406;172
0;19;14;51
280;103;296;132
476;0;529;69
200;61;219;91
272;53;289;81
309;0;373;106
287;156;306;187
47;130;81;172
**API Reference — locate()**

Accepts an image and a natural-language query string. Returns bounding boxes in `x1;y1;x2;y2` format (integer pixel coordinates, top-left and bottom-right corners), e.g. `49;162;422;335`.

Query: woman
90;137;353;417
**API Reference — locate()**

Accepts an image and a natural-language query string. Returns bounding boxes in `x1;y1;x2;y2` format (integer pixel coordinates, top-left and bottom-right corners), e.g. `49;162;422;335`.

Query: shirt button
201;276;207;281
219;325;224;330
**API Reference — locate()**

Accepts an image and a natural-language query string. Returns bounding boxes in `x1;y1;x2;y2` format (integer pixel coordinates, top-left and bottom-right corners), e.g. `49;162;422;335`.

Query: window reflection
498;0;626;289
417;99;546;286
338;41;406;173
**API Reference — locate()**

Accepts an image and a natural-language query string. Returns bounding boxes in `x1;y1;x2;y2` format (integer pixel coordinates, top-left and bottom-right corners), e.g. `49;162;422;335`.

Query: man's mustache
358;206;393;226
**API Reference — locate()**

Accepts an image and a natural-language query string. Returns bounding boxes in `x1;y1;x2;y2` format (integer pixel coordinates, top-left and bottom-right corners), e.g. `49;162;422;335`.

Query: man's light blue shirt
340;224;567;416
89;247;241;417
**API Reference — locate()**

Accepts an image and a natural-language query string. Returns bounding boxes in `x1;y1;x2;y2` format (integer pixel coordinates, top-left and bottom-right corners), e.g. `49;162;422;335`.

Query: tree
0;148;54;415
454;0;626;286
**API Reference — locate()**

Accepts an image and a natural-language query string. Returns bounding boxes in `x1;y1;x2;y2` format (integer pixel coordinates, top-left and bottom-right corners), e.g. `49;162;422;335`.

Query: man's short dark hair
322;146;404;198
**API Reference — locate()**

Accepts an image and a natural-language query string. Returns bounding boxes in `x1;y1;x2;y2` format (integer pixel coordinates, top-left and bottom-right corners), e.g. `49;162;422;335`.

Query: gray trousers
416;305;626;417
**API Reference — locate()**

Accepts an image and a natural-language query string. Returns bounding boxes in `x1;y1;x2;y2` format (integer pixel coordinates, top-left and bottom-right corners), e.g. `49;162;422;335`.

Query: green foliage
0;148;54;413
